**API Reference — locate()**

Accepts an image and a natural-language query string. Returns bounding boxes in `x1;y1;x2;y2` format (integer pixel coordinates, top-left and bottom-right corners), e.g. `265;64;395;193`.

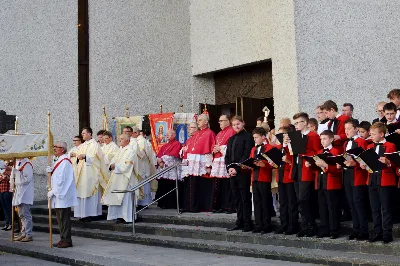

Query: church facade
1;1;400;186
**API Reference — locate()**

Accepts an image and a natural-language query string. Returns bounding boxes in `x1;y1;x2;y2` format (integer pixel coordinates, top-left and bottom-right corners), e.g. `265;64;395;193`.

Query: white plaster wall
89;0;214;131
0;1;78;200
294;0;400;121
190;0;300;123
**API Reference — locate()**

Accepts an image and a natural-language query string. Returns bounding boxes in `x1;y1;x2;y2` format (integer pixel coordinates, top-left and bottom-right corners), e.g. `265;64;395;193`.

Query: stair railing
112;163;183;234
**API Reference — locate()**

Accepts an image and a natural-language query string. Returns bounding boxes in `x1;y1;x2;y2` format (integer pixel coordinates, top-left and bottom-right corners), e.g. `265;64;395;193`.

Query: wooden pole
10;158;16;242
47;111;53;248
125;105;129;118
179;105;183;113
160;105;163;114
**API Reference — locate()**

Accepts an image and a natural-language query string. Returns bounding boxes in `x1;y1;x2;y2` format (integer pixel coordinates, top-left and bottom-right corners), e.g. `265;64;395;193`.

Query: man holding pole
11;158;34;242
46;141;78;248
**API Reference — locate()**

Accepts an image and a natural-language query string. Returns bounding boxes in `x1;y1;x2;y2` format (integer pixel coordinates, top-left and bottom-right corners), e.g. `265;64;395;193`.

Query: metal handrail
111;163;183;234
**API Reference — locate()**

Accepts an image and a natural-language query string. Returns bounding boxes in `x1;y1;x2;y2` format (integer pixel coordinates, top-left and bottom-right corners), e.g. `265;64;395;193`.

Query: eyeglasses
377;110;384;113
218;120;228;123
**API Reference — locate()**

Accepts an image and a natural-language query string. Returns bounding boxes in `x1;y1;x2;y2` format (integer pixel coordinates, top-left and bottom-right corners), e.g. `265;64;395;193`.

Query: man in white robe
68;135;82;178
101;131;120;167
74;127;109;221
47;141;78;248
102;134;139;223
133;126;157;207
10;158;34;242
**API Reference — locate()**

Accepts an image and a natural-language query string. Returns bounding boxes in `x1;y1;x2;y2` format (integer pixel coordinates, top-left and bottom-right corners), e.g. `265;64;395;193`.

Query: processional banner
111;116;143;144
0;133;53;160
148;113;174;154
173;113;197;145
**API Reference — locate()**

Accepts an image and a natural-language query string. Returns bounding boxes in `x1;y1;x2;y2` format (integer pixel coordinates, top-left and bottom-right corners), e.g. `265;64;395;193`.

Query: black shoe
252;228;262;233
211;209;219;213
242;227;253;233
1;224;9;231
330;233;340;239
262;226;274;234
340;214;352;222
115;218;125;224
316;232;329;238
296;230;306;237
305;229;316;237
284;230;297;235
226;226;243;231
225;210;233;214
383;236;393;244
275;226;287;234
368;234;383;242
348;232;358;240
356;234;369;241
179;209;187;213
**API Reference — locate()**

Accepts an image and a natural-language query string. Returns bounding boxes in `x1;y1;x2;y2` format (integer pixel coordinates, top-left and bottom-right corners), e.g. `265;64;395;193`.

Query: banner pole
11;117;18;241
179;105;183;113
47;111;53;248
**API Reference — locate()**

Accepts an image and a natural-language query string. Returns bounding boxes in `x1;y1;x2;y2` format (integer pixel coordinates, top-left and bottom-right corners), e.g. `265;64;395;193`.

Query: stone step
30;205;358;235
31;214;400;257
30;222;400;266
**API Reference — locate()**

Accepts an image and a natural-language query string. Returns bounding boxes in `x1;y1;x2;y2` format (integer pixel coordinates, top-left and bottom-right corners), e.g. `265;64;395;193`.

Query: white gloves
46;166;53;173
47;190;54;199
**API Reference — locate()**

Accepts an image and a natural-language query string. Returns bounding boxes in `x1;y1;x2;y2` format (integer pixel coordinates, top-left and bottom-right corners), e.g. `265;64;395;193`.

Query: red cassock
328;114;350;153
186;127;216;178
275;144;293;184
211;126;236;178
157;139;182;158
366;142;397;186
250;144;273;183
314;147;342;190
212;126;236;159
343;138;369;186
286;131;322;182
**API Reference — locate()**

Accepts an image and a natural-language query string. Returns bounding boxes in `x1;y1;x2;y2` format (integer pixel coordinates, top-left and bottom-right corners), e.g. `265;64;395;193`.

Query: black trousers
252;181;272;230
55;207;72;244
278;182;298;232
213;178;235;211
230;172;252;228
183;176;214;212
318;189;341;235
343;170;368;235
156;179;184;209
369;184;395;237
296;181;315;229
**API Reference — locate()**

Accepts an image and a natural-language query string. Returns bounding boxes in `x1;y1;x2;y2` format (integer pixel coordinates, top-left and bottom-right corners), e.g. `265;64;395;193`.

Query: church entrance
199;61;274;133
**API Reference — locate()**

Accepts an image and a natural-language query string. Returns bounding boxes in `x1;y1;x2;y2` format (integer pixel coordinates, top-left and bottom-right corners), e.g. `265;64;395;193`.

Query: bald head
166;129;176;142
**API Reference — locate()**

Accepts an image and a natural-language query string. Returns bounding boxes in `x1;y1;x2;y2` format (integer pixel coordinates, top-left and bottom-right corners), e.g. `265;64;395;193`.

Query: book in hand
344;147;365;158
357;148;387;173
287;131;307;155
384;151;400;167
325;155;347;167
387;122;400;134
385;132;400;150
302;153;331;172
227;154;265;169
275;133;284;145
259;147;283;169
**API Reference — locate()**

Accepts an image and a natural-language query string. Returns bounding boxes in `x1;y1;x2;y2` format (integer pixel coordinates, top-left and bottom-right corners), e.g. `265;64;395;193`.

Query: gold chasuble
102;145;139;205
75;139;109;198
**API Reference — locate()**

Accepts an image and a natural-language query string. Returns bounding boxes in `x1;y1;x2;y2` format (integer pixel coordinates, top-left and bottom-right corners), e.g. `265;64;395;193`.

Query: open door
236;97;275;133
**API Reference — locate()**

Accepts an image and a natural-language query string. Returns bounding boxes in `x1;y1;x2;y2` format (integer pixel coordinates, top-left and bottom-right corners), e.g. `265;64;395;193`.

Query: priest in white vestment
74;127;109;221
101;131;120;166
102;134;139;223
133;127;157;207
10;158;34;242
68;135;82;178
47;141;78;248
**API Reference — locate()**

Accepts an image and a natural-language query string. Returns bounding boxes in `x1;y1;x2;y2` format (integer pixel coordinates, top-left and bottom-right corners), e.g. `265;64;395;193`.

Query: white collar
302;129;310;135
349;135;358;140
336;114;341;118
387;118;397;125
377;139;386;144
324;145;333;150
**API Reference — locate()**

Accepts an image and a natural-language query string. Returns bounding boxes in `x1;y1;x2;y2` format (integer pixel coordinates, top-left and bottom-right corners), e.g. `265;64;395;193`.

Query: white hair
198;114;209;122
56;141;68;153
131;126;140;133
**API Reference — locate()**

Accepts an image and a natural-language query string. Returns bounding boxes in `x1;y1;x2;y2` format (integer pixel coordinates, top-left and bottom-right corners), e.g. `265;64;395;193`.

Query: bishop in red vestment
184;114;216;212
155;130;182;209
211;115;236;213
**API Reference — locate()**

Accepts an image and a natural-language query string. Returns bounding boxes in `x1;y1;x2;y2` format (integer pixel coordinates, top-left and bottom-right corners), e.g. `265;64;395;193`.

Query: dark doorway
78;0;90;130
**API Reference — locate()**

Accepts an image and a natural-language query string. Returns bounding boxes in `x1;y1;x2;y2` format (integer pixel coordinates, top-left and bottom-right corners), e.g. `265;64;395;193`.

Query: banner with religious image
111;116;143;144
0;133;53;160
149;112;174;154
173;113;197;145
